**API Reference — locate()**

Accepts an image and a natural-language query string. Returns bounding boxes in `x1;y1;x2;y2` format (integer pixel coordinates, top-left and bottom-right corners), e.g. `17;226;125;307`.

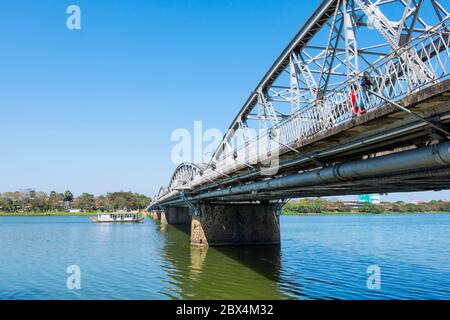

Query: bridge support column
160;207;191;225
191;204;280;246
148;210;161;221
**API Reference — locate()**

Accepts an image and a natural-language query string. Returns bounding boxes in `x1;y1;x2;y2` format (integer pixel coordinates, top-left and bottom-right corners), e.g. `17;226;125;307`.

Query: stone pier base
160;207;191;225
191;204;280;246
148;210;161;220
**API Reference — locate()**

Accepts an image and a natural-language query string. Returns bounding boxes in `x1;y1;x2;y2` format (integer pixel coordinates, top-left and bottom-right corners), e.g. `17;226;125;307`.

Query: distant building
358;194;381;205
406;200;424;205
343;200;361;210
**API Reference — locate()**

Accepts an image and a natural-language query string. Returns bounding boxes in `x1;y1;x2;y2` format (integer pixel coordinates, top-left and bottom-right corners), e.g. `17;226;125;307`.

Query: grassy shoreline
0;212;96;217
283;211;450;216
1;211;448;217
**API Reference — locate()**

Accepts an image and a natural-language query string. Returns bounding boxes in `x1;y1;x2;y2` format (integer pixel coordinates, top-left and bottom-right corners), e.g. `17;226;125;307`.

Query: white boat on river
91;212;144;223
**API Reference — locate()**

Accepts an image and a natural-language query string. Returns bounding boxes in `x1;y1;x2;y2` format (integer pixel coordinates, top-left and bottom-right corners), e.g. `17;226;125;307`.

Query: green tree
0;194;8;212
75;193;95;211
134;193;151;210
94;195;107;211
48;191;64;211
34;192;49;212
63;190;74;210
358;203;384;214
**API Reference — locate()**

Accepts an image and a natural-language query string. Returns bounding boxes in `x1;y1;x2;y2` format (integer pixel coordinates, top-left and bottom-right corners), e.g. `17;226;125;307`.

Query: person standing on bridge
358;71;375;114
350;85;361;117
350;71;375;117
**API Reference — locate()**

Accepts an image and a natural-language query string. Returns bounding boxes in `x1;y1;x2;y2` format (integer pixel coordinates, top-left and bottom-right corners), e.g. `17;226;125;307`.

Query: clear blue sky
0;0;447;202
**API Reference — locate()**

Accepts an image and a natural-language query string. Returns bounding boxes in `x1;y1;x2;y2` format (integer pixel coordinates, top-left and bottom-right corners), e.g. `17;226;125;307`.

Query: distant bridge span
149;0;450;246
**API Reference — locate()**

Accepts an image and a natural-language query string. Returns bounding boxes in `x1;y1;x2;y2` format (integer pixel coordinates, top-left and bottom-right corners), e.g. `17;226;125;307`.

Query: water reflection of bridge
155;223;297;299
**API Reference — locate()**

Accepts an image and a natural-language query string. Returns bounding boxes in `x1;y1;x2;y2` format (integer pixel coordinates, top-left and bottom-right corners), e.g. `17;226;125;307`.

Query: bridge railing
153;19;450;204
188;19;450;190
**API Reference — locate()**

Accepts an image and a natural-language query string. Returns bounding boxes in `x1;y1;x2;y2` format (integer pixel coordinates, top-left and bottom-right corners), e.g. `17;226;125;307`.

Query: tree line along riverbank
1;190;449;216
283;198;450;215
0;190;151;214
0;212;96;217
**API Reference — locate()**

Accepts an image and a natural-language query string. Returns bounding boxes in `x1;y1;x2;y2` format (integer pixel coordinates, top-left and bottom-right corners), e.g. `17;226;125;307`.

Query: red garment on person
350;90;358;114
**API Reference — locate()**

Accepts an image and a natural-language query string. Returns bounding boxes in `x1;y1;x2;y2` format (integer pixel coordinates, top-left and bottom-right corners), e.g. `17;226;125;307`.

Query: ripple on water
0;214;450;299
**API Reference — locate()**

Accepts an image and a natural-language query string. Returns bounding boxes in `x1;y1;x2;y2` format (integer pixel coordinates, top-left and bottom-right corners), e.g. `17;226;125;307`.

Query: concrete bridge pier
191;204;281;246
160;207;191;225
148;210;161;221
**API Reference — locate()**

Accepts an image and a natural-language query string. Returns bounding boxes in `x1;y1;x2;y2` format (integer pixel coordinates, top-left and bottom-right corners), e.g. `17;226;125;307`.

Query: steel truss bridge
150;0;450;212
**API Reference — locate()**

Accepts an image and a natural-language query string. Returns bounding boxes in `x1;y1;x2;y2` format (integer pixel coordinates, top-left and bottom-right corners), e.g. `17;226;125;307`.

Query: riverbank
283;211;450;216
0;212;95;217
2;211;447;217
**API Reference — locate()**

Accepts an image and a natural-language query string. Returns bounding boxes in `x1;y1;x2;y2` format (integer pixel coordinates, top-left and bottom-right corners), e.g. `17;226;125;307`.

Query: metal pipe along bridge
149;0;450;246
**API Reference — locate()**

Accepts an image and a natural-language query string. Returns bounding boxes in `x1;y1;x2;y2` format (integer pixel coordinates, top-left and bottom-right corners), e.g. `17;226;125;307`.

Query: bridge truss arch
150;0;450;208
167;163;207;192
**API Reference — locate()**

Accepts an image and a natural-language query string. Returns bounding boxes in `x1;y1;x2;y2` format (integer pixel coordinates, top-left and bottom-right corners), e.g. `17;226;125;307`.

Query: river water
0;214;449;299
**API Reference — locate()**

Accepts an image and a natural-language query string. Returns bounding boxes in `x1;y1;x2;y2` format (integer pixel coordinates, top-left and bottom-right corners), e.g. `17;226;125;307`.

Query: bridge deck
150;0;450;209
154;80;450;207
196;79;450;192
